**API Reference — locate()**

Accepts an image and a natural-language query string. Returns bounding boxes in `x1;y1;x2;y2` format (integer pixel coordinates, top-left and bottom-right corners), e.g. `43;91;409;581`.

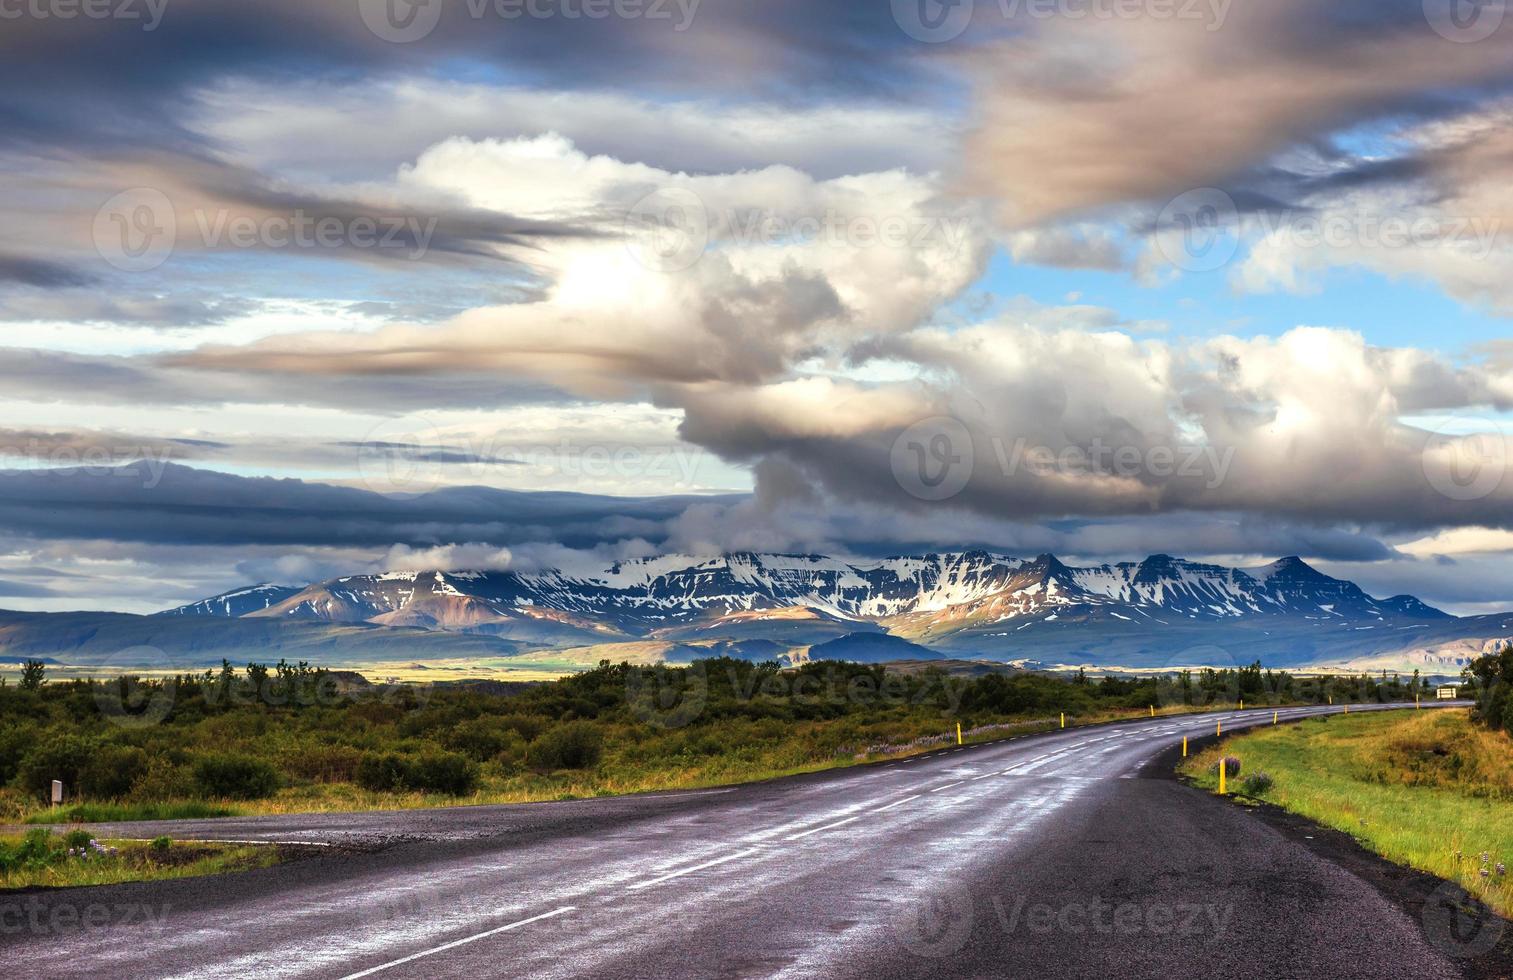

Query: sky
0;0;1510;614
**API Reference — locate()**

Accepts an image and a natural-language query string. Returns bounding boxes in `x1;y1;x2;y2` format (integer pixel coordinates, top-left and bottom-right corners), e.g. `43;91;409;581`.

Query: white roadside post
51;780;64;807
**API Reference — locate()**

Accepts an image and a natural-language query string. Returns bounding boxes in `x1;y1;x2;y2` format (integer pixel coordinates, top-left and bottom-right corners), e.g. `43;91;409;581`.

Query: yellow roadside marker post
957;722;963;746
1219;761;1227;796
1240;699;1244;711
1217;719;1222;737
1060;712;1066;729
1273;711;1278;725
1150;705;1155;718
1182;736;1188;758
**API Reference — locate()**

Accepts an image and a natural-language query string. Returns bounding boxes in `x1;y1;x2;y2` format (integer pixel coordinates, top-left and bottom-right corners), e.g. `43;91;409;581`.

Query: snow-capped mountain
164;551;1450;638
160;584;303;618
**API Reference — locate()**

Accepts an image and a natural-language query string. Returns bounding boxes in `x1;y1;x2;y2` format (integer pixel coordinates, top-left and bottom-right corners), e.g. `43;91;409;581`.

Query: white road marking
335;906;577;980
785;816;863;841
871;794;922;814
929;781;965;794
627;848;759;890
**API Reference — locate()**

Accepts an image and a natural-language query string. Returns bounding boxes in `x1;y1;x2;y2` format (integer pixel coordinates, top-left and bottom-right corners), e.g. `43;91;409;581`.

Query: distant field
1185;709;1513;916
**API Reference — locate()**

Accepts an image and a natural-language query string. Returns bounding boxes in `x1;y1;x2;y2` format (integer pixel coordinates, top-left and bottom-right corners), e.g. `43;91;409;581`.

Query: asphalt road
0;704;1496;979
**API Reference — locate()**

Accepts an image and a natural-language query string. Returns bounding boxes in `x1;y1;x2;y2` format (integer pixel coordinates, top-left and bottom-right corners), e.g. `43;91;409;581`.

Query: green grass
0;830;278;890
1184;708;1513;916
23;801;242;825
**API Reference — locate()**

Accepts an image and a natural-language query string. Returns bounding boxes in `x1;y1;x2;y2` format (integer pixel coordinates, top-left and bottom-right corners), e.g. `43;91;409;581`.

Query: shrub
15;733;96;801
528;722;605;773
0;829;59;872
354;752;478;795
407;752;479;796
0;727;34;784
355;753;410;793
1210;756;1242;778
63;829;93;849
150;836;171;854
81;744;149;799
445;719;512;761
192;755;280;800
1241;772;1274;796
285;745;363;784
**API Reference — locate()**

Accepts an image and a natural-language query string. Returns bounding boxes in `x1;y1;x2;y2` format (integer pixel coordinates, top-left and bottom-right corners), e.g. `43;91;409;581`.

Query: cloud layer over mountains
0;0;1510;614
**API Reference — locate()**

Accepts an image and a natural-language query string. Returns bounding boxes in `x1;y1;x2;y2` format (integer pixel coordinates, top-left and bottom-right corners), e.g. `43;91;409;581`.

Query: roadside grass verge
0;830;279;890
1183;709;1513;916
12;701;1279;820
23;801;242;825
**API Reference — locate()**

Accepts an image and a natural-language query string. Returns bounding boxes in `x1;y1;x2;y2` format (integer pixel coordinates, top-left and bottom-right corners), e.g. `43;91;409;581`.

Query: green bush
15;733;96;801
1210;756;1242;778
0;726;34;784
192;755;280;800
1241;772;1274;796
0;829;59;872
150;836;172;854
407;752;479;795
528;722;605;772
81;744;149;799
354;751;478;795
63;829;93;849
355;753;409;792
445;718;511;761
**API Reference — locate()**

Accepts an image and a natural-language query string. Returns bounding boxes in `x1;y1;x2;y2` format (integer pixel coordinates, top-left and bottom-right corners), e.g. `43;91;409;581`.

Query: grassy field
1184;709;1513;915
0;657;1424;823
0;830;279;890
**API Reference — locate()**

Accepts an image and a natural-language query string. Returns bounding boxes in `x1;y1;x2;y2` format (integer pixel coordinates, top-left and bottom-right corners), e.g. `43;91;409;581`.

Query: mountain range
3;552;1508;674
135;552;1509;673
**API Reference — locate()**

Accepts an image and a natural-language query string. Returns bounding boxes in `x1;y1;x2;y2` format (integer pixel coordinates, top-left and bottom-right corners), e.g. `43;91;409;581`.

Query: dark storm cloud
0;0;931;156
0;255;95;288
0;579;59;598
0;348;571;412
0;462;739;550
0;461;1409;571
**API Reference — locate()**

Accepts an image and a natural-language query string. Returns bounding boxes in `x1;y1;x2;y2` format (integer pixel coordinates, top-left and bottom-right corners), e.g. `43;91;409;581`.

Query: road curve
0;704;1486;979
